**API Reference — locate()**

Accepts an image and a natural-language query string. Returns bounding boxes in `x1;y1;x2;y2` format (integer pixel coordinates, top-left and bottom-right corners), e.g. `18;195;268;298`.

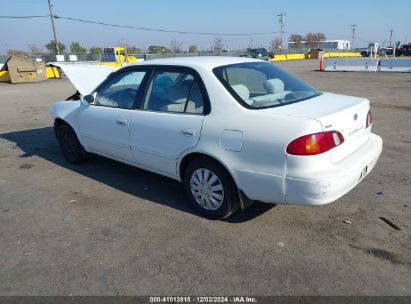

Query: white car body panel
130;111;204;176
51;57;383;206
78;104;135;163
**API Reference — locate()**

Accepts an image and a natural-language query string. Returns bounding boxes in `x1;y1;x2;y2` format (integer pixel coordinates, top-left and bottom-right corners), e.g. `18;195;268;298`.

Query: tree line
6;40;199;57
288;33;327;49
6;33;326;57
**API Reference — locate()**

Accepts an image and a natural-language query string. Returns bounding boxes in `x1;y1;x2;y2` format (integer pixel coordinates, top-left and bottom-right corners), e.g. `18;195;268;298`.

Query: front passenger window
94;71;146;109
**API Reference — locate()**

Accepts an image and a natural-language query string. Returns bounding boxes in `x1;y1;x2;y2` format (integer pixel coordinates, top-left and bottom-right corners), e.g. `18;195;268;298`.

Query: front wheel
183;157;239;220
56;124;87;164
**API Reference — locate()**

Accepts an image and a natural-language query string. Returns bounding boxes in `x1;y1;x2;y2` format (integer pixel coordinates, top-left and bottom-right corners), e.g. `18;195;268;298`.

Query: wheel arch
178;151;236;185
54;117;74;134
53;117;86;150
178;151;253;210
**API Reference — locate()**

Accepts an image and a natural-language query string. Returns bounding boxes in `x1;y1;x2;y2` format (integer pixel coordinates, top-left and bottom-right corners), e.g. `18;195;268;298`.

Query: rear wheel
56;123;87;164
183;157;239;219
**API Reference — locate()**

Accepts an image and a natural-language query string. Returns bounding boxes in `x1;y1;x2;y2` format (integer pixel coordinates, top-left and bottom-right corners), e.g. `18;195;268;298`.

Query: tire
183;156;239;220
56;123;87;164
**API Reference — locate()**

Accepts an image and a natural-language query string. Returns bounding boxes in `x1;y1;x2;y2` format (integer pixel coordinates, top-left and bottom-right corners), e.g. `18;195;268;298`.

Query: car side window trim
134;65;211;115
90;67;152;110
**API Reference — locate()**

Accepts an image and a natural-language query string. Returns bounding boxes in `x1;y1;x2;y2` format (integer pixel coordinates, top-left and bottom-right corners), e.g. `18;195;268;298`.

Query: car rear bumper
283;133;383;205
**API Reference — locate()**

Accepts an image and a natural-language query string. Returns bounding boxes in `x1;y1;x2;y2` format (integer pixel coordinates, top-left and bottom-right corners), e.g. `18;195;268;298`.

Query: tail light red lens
286;131;345;156
366;109;372;128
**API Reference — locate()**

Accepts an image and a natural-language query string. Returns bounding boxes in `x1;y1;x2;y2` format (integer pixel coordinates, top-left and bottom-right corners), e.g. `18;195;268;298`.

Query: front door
78;70;147;164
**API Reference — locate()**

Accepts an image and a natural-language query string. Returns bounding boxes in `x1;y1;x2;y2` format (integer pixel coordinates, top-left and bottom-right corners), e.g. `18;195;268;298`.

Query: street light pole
389;30;394;47
351;24;357;50
277;13;286;50
48;0;59;55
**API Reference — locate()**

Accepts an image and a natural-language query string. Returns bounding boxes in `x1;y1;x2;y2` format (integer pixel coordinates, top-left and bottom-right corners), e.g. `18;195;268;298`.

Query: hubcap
190;168;224;210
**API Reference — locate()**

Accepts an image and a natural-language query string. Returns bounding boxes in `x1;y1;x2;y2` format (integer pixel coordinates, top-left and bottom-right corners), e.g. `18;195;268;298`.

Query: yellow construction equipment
103;47;138;63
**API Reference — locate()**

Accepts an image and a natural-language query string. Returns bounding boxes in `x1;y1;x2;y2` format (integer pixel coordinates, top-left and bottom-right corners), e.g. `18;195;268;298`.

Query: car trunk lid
261;92;370;163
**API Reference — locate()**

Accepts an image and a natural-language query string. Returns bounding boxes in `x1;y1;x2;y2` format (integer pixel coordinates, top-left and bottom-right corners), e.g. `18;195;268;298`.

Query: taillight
286;131;345;156
366;109;372;128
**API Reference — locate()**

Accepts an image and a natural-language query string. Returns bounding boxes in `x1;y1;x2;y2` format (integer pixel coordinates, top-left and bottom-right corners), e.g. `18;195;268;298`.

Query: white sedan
51;57;383;219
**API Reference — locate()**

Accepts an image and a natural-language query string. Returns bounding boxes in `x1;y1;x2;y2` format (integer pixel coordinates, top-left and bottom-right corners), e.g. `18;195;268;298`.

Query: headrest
231;84;250;101
264;78;284;94
166;83;191;103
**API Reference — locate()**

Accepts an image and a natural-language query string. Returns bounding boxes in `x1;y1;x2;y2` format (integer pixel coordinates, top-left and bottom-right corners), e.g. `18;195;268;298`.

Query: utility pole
350;24;357;50
277;12;286;50
48;0;59;55
389;29;394;46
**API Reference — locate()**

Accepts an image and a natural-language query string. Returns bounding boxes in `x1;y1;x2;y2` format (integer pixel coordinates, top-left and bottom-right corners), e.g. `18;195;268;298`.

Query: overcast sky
1;0;410;52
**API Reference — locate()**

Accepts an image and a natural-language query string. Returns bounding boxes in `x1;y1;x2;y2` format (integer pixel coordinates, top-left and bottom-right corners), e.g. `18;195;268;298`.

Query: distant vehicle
361;43;380;57
102;47;138;63
396;44;411;56
51;57;382;219
240;48;273;61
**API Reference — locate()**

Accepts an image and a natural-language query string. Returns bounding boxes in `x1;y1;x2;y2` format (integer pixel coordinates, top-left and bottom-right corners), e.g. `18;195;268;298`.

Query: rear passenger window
142;71;204;114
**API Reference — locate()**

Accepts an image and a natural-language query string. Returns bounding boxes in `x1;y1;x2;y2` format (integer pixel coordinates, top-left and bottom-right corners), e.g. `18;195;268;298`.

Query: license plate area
359;165;368;181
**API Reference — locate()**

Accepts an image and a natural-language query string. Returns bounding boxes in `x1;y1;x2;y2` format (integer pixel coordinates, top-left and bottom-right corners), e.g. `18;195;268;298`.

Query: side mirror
81;93;95;105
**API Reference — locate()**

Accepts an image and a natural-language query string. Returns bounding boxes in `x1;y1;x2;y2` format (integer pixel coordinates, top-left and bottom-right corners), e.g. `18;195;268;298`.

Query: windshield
213;62;321;109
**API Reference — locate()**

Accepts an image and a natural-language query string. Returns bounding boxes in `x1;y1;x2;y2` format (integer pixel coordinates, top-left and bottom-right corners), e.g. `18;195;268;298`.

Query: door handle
180;129;195;136
115;120;127;126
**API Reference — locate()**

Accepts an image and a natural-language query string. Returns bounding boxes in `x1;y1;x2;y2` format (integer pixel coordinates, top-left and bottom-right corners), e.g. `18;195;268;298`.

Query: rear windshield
213;62;321;109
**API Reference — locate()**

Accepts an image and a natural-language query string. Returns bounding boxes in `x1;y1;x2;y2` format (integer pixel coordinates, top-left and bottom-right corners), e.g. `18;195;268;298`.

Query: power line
0;15;48;18
0;15;280;36
54;16;280;36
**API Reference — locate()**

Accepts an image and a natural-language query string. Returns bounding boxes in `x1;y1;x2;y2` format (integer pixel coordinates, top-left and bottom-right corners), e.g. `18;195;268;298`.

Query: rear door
129;67;208;176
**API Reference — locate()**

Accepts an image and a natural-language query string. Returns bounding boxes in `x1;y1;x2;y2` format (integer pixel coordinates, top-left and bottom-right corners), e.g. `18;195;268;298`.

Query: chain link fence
0;48;359;65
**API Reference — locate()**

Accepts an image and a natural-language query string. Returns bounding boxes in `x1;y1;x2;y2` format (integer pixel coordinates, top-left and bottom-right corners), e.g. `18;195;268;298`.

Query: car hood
52;63;119;95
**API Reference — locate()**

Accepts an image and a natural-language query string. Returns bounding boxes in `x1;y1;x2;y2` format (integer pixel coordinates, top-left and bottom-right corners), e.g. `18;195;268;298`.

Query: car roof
128;56;264;70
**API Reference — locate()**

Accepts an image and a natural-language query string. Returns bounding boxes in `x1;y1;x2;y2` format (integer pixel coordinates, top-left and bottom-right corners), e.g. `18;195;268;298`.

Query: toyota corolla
51;57;383;219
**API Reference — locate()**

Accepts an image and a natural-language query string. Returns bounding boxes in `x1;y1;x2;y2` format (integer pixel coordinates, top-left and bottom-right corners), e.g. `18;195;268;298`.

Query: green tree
70;42;87;55
45;40;66;54
89;47;102;55
126;46;143;54
148;45;171;54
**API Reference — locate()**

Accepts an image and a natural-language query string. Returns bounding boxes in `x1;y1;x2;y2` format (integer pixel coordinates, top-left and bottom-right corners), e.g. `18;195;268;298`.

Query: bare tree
270;38;282;51
212;37;224;53
170;39;183;53
289;34;304;49
7;49;29;57
28;43;43;57
305;33;326;49
188;44;198;53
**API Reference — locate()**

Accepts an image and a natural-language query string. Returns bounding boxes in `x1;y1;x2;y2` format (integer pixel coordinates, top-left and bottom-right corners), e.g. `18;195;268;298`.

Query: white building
288;40;351;50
